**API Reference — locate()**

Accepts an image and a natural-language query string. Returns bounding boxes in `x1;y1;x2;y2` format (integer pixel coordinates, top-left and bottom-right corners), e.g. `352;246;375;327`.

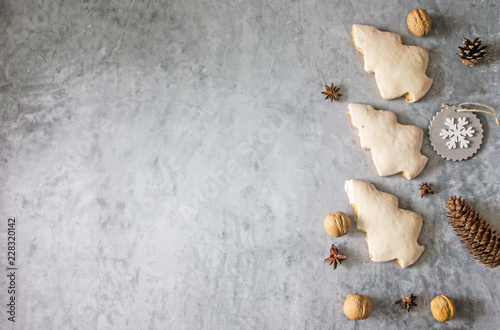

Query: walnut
407;9;432;37
324;212;351;238
431;295;456;322
343;294;372;320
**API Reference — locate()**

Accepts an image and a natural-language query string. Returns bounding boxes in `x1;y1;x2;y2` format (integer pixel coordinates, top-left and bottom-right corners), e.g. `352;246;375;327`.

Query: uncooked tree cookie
348;103;428;180
352;24;433;102
345;179;425;268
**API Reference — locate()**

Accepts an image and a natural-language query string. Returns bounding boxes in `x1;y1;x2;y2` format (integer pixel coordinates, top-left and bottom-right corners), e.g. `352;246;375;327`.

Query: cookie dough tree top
352;24;433;102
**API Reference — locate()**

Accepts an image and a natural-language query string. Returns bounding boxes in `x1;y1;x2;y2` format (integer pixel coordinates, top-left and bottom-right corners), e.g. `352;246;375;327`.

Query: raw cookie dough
348;103;428;180
345;179;425;268
352;24;433;102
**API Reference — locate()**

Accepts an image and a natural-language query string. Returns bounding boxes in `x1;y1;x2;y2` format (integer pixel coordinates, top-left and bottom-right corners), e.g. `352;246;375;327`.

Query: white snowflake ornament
440;117;475;149
429;105;483;161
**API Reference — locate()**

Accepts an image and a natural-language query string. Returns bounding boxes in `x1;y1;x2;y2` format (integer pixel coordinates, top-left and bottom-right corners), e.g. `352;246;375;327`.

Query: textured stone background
0;0;499;329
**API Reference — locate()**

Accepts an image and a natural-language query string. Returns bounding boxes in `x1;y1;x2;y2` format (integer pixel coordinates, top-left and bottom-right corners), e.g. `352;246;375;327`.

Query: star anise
418;182;433;198
321;83;342;102
395;293;418;312
324;243;346;270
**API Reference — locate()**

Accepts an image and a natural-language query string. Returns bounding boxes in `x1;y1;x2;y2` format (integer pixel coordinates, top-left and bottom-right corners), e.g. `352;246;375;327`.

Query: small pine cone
446;196;500;268
457;37;487;67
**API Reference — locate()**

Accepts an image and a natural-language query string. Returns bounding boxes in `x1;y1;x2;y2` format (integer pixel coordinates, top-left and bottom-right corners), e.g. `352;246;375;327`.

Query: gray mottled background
1;0;499;329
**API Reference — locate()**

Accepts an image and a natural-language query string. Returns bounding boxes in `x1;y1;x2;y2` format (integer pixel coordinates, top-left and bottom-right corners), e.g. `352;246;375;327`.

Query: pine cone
446;196;500;268
457;37;487;67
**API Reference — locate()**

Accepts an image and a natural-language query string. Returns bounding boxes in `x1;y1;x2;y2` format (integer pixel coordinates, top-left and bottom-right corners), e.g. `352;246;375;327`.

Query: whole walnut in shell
324;212;351;237
431;295;455;322
407;9;432;37
343;294;372;320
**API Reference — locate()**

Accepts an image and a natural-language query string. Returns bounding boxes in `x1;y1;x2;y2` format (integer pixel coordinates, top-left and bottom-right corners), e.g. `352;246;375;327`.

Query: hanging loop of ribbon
442;103;499;126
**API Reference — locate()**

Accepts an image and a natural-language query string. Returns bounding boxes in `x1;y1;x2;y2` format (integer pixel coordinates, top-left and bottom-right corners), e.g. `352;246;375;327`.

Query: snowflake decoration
440;117;475;149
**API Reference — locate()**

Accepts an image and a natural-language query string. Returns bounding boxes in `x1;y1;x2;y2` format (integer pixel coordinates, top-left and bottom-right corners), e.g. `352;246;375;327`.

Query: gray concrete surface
1;0;499;329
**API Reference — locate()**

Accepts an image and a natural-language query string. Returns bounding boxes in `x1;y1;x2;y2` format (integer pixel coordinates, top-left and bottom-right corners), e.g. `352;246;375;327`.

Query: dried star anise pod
321;83;342;102
418;182;433;198
324;243;346;270
395;293;418;312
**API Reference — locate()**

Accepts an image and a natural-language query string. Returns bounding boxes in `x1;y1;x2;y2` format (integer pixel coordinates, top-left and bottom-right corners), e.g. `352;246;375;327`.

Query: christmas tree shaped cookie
352;24;433;102
348;103;428;180
345;179;425;268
